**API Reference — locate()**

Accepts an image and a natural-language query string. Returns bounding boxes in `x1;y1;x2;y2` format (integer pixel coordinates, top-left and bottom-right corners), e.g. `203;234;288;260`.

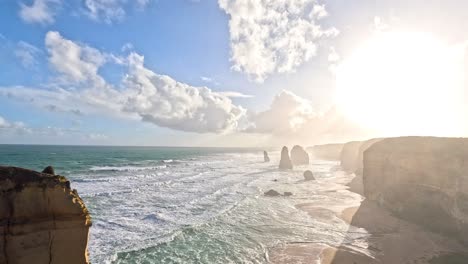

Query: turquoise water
0;145;366;264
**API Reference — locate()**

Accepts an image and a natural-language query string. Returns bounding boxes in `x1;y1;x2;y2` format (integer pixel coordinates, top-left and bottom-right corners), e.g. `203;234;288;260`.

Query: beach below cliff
269;173;467;264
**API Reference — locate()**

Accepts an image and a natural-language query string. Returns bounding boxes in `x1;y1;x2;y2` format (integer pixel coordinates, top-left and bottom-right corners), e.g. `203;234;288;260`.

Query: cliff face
363;137;468;243
309;143;343;160
339;141;362;173
0;166;91;264
340;139;382;174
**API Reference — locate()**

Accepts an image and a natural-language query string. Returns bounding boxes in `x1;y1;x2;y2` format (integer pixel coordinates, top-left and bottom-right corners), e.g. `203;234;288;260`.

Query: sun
334;31;466;137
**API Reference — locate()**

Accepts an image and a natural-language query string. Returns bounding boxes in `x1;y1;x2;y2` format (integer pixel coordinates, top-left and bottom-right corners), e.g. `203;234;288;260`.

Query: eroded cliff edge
0;166;91;264
363;137;468;243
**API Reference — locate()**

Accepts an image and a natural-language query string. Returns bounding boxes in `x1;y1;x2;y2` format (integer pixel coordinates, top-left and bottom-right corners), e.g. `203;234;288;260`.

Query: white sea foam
70;151;366;263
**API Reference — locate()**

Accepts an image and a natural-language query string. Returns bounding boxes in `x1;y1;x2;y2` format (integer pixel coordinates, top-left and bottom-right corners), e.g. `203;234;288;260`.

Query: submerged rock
283;192;293;196
304;170;315;181
263;151;270;162
264;189;281;196
41;165;55;175
290;145;309;165
0;166;91;264
279;146;293;170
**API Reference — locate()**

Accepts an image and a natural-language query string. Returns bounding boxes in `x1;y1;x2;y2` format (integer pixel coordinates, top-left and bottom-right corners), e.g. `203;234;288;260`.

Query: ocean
0;145;367;264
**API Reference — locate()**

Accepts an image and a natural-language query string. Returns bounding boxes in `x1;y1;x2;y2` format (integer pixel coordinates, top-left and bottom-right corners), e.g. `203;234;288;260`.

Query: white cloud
246;90;314;134
84;0;125;23
0;115;31;134
83;0;153;23
219;0;338;82
19;0;60;25
14;41;41;68
45;31;108;87
200;76;221;86
2;31;247;134
0;115;109;141
219;91;253;98
121;42;134;52
245;90;365;143
122;53;246;133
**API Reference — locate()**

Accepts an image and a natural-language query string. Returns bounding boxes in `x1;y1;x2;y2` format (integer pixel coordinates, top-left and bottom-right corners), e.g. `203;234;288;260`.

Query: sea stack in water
278;146;293;170
303;170;315;181
263;151;270;162
0;166;91;264
290;145;309;165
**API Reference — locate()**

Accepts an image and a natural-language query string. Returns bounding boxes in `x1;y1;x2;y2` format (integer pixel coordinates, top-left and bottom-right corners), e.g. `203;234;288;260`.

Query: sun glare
335;32;466;137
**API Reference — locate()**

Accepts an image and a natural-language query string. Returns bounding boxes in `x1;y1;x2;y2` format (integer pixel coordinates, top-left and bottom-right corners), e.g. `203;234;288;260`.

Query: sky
0;0;467;147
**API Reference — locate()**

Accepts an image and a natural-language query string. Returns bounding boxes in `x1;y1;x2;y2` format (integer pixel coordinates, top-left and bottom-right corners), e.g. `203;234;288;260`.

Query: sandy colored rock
265;189;281;196
303;170;315;181
279;146;293;170
339;141;362;173
363;136;468;243
264;151;270;162
0;166;91;264
290;145;309;165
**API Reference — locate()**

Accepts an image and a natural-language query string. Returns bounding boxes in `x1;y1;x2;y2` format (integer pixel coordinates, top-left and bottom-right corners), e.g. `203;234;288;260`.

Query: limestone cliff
309;143;343;160
363;137;468;243
0;166;91;264
339;141;362;173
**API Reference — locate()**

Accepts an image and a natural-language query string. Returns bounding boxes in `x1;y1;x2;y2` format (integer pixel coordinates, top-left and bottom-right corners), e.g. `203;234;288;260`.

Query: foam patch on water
69;151;366;263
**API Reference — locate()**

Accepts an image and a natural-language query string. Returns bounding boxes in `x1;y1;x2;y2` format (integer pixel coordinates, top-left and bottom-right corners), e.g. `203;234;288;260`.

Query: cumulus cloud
19;0;60;24
246;90;314;135
2;31;247;134
245;90;366;144
219;0;338;82
122;53;246;133
45;31;108;85
14;41;41;68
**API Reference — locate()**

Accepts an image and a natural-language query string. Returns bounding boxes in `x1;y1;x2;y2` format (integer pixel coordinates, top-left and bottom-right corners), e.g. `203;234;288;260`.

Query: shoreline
269;173;468;264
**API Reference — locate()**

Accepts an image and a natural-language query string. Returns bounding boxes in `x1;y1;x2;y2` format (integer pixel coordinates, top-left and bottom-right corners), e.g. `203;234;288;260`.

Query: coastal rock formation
355;138;383;176
0;166;91;264
290;145;309;165
363;137;468;243
339;141;362;173
278;146;293;170
283;192;293;196
309;143;344;160
264;189;281;196
340;139;383;174
303;170;315;181
263;151;270;162
42;165;55;175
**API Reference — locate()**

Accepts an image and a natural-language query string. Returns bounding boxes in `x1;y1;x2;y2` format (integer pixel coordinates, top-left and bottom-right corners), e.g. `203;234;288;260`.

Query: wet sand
269;174;467;264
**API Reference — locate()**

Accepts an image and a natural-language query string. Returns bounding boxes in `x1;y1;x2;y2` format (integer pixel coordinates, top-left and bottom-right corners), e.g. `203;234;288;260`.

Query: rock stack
0;166;91;264
278;146;293;170
263;151;270;162
290;145;309;165
303;170;315;181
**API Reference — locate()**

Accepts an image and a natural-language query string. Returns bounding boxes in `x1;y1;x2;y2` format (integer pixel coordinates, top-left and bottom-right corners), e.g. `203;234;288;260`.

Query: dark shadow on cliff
326;177;468;264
